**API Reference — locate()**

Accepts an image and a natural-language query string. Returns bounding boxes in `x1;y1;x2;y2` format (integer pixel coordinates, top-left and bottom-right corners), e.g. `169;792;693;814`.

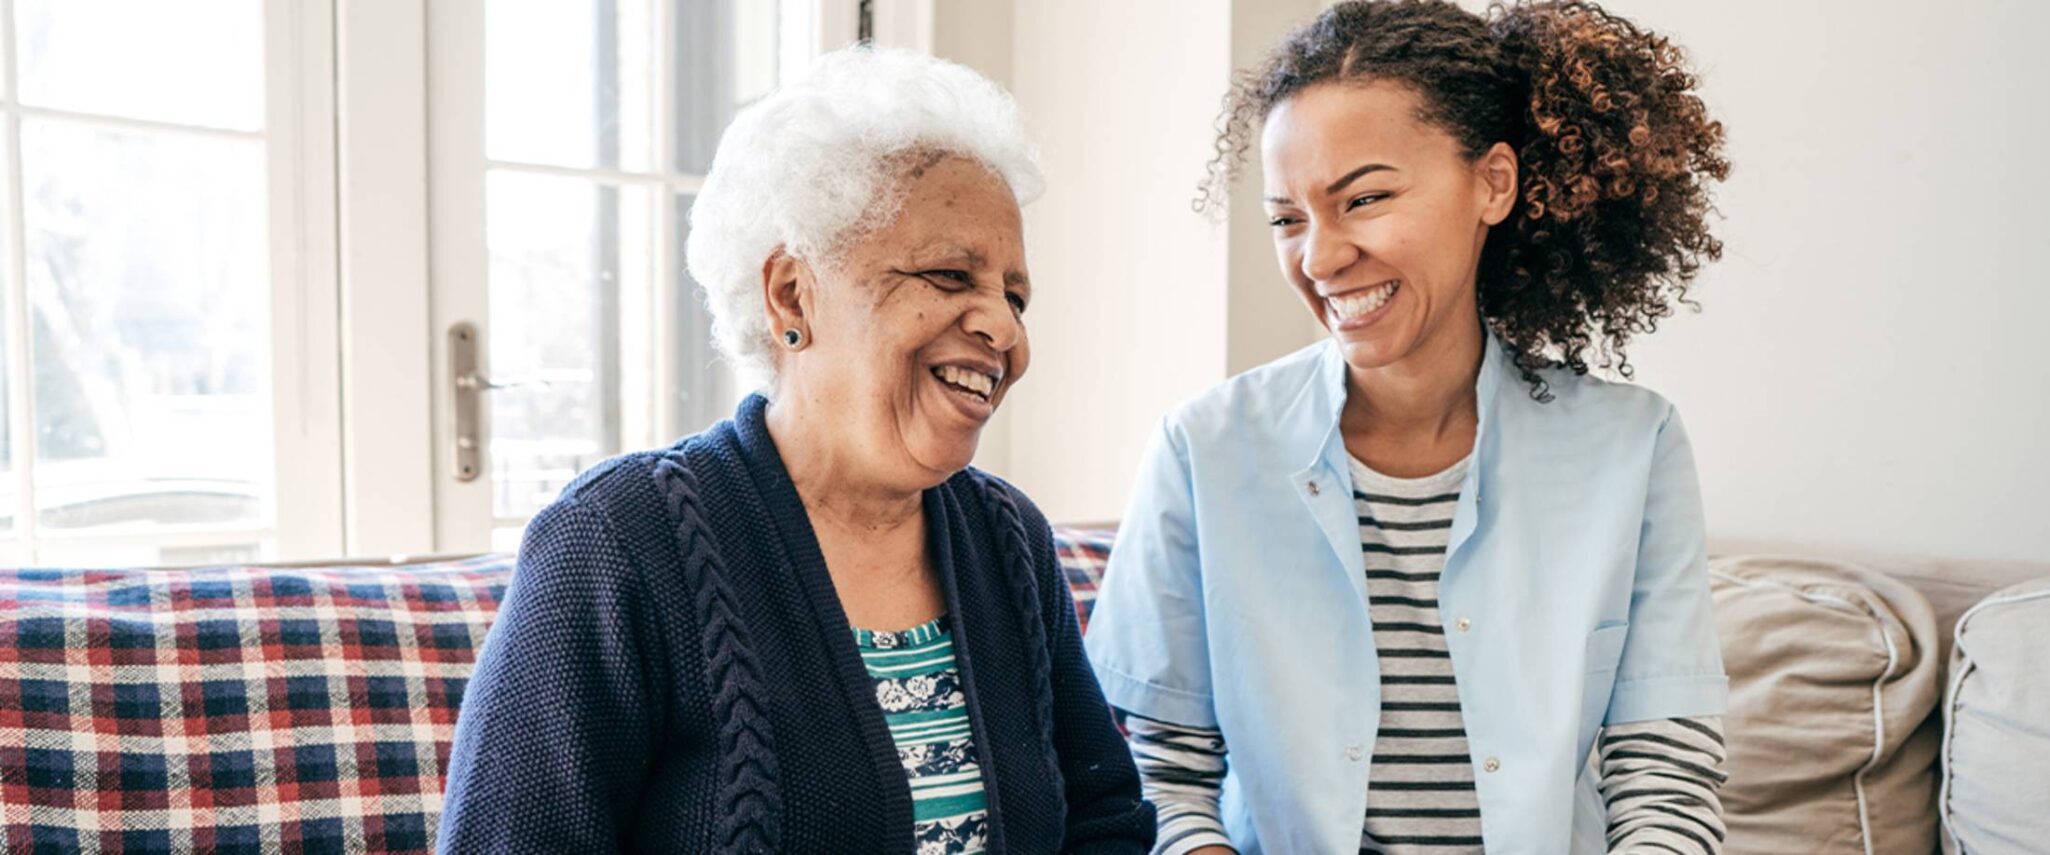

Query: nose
962;288;1024;353
1300;220;1360;284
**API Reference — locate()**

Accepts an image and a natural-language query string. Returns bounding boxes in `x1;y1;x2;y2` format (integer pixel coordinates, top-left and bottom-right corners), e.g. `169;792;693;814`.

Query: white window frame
333;0;436;559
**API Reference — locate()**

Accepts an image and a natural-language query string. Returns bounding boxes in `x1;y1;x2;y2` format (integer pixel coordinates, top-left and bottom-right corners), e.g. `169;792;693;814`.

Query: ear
1475;141;1519;227
760;247;810;343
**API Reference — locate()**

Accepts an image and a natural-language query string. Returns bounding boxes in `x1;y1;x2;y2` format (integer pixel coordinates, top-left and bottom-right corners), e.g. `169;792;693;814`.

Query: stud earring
782;328;805;350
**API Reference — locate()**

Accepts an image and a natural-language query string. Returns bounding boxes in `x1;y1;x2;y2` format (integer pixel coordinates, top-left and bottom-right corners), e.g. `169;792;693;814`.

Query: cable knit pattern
653;453;783;853
979;481;1063;801
437;394;1152;853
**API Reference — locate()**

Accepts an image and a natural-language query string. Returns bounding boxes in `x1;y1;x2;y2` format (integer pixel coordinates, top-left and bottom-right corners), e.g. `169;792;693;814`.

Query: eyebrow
918;244;984;267
1265;162;1398;206
1326;163;1396;195
914;244;1028;289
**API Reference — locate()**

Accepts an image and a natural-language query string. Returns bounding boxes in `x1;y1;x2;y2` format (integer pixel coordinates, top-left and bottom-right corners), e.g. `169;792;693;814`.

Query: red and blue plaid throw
1;530;1112;851
0;556;512;854
1051;526;1114;634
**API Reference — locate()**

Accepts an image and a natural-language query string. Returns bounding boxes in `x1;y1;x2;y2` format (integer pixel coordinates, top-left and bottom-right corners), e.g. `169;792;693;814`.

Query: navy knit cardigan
437;395;1154;853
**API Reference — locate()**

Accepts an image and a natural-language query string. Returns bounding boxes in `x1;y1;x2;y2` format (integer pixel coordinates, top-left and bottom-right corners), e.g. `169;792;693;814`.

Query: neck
764;391;926;535
1342;315;1485;440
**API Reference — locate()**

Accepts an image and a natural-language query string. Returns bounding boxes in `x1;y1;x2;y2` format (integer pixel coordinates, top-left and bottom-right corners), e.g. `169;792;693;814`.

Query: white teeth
934;365;996;399
1326;280;1400;322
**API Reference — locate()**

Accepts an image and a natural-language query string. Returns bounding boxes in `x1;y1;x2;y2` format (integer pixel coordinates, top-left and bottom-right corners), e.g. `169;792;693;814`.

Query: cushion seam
1715;569;1898;855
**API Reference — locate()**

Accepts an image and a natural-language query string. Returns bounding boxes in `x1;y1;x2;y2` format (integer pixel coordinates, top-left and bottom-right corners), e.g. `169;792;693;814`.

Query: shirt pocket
1577;622;1631;763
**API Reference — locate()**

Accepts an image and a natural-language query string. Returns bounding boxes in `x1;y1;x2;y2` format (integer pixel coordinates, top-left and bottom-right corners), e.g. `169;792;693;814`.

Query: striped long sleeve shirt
1125;455;1727;855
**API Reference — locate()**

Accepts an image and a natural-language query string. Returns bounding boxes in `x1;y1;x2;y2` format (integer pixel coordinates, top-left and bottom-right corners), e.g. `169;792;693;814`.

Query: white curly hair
684;47;1044;392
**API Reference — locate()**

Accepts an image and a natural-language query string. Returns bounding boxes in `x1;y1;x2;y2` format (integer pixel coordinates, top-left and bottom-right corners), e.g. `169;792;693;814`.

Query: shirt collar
1282;326;1510;477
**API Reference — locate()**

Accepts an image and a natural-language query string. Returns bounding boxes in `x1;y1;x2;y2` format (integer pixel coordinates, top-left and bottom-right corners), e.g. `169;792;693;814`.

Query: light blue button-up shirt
1084;334;1728;854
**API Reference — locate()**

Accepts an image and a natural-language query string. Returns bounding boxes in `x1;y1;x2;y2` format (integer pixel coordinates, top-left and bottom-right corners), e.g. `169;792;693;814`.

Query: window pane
22;120;271;533
486;0;657;171
486;171;653;519
15;0;264;131
672;191;721;434
674;0;782;174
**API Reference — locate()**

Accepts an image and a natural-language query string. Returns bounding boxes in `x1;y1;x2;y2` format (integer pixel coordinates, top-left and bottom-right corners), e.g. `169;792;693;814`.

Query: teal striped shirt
854;615;990;853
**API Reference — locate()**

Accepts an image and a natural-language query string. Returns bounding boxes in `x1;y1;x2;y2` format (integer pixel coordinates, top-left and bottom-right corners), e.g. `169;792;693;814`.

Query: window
482;0;785;525
428;0;841;553
0;0;852;565
0;0;339;566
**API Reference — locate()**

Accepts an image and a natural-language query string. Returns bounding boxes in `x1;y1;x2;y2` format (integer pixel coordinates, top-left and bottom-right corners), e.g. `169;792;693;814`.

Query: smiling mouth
1325;279;1400;322
931;364;1000;403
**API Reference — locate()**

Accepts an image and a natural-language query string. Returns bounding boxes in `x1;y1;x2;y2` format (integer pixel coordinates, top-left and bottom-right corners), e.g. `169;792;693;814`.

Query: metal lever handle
451;323;558;483
450;322;487;482
454;371;549;392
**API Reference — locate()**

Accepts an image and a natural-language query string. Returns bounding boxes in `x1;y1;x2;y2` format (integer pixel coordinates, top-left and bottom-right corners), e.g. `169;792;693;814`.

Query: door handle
454;370;549;392
450;322;487;482
450;322;555;483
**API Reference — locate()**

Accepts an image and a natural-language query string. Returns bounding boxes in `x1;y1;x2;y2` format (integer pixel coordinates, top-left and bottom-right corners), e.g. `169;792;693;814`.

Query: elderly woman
1086;2;1732;853
438;49;1152;854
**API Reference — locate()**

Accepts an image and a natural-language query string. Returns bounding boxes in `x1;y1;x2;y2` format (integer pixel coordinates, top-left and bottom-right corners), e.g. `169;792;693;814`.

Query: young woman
1084;2;1732;852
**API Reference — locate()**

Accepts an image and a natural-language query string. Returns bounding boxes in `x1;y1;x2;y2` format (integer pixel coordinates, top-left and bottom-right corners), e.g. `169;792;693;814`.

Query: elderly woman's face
789;156;1031;481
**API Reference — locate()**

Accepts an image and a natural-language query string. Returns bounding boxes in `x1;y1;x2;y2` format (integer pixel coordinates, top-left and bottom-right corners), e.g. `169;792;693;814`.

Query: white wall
1225;2;1332;376
947;1;2047;562
1592;0;2049;562
951;0;1238;523
935;0;1324;522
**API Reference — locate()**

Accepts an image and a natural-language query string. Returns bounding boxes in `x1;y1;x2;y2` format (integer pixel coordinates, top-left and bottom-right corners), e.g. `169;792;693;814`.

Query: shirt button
1347;744;1364;761
1455;617;1473;632
1307;480;1321;496
1483;756;1501;773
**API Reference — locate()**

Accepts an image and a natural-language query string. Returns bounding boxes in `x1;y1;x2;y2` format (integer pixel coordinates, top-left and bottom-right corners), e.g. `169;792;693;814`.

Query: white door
0;0;344;566
425;0;858;554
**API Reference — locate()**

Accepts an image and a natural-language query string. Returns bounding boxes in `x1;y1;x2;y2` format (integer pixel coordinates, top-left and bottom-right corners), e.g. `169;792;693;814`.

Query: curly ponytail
1202;0;1729;398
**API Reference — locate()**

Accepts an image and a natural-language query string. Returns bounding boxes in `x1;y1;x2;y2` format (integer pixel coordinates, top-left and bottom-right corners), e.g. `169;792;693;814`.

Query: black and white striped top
1349;453;1486;851
1125;454;1728;855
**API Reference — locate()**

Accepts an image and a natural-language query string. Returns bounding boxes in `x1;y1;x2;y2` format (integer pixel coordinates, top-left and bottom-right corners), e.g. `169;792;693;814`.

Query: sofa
2;530;2043;853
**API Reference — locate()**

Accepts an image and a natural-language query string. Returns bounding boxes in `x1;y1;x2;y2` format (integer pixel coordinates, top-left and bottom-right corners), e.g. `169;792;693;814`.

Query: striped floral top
855;615;991;854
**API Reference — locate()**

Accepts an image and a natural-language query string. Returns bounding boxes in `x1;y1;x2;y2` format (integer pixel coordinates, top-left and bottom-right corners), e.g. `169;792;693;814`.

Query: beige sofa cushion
1711;538;2046;663
1941;575;2050;854
1711;556;1942;855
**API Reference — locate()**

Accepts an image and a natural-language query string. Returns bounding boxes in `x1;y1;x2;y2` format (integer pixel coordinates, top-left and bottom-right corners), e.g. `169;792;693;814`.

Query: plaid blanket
1;529;1116;852
1052;526;1114;634
0;556;512;854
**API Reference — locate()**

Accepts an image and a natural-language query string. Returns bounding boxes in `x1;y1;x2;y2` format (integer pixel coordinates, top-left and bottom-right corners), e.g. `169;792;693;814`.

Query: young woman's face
1261;80;1516;373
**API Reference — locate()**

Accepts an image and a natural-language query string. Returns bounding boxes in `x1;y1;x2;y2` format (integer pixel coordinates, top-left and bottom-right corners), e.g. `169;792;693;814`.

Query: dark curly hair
1202;0;1728;398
